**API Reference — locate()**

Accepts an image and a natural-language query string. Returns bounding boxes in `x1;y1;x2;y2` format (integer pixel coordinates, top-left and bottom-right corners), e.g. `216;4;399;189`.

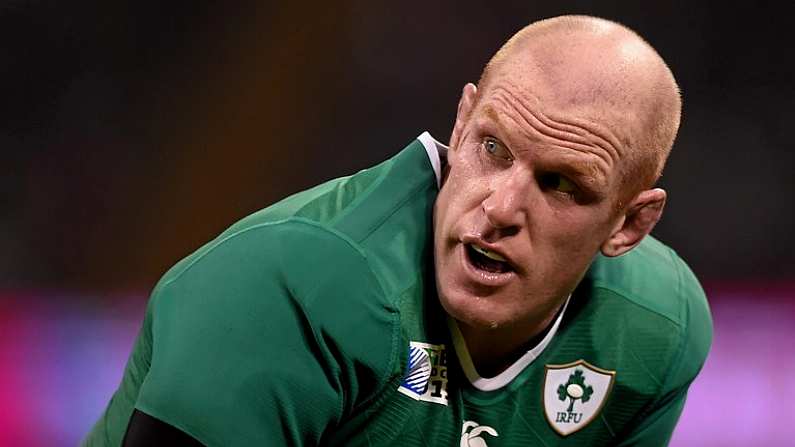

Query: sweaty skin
433;16;681;376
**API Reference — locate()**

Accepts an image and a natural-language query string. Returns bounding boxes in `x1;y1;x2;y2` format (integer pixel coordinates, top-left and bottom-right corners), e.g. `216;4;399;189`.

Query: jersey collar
417;131;447;188
448;295;572;392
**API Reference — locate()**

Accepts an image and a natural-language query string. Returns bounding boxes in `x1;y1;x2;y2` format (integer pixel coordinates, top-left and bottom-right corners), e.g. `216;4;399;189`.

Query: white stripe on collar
417;131;447;188
448;295;572;392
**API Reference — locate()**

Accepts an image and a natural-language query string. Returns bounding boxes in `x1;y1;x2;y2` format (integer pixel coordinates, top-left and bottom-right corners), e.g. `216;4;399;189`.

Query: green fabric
83;137;712;446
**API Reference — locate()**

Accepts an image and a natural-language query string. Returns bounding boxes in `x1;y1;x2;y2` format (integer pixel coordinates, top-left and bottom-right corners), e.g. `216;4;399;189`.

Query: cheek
541;209;611;259
438;162;484;219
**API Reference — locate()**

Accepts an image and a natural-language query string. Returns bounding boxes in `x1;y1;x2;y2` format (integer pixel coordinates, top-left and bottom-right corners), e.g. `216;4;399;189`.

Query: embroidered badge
543;360;615;436
398;341;448;405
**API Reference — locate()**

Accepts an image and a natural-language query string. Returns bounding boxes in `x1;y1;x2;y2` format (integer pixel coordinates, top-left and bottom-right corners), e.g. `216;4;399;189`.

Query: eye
482;137;512;161
539;173;577;194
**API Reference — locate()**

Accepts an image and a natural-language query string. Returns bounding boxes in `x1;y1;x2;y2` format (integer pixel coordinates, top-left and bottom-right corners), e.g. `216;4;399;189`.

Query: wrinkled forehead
476;76;639;163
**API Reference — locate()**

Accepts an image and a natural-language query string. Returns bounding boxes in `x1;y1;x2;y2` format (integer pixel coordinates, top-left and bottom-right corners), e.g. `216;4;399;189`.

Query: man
85;15;711;446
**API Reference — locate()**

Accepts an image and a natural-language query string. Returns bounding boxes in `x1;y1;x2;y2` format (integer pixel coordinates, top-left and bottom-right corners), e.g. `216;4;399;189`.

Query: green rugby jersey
84;133;712;446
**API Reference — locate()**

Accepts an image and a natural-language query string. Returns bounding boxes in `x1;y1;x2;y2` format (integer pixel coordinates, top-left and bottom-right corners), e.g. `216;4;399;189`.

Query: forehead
485;72;632;142
471;79;636;200
477;81;625;163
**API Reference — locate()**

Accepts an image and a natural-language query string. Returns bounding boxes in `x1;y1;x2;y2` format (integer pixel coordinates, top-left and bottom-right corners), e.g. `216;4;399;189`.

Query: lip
458;242;516;288
460;235;517;269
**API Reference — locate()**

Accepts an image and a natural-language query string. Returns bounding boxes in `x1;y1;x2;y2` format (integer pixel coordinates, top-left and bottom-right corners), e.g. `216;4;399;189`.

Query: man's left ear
601;188;667;257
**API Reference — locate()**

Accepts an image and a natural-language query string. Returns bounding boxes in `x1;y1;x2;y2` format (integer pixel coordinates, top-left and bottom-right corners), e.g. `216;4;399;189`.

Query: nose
481;172;527;236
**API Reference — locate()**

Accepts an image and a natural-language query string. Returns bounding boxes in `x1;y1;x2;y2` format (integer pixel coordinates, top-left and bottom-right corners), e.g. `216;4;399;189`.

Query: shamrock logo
557;369;593;412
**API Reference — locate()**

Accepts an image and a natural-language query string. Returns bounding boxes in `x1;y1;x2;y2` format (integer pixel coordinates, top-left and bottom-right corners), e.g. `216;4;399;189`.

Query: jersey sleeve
616;251;713;446
614;387;687;446
87;219;400;446
81;297;155;446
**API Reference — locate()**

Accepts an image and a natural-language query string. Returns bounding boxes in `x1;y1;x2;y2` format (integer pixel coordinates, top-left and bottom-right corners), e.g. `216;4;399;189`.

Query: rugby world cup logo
401;345;432;395
398;341;448;405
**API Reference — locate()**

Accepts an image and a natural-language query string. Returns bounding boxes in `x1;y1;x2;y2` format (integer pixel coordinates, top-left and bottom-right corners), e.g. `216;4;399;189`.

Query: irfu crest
543;360;615;436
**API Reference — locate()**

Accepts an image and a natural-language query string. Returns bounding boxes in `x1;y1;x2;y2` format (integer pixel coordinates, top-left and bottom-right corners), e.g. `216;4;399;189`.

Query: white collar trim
448;295;572;392
417;131;447;188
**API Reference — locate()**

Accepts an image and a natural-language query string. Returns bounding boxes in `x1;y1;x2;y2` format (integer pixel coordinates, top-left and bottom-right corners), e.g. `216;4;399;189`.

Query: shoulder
146;219;404;414
146;134;440;397
199;136;438;301
154;217;398;336
142;136;438;409
154;134;437;308
217;138;436;244
582;236;713;386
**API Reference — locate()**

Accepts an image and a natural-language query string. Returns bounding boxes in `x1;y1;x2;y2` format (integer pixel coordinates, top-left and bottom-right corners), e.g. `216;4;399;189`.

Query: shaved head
478;15;681;204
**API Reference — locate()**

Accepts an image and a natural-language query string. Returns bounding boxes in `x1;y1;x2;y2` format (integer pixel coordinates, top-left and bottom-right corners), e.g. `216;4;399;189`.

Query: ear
601;188;667;257
449;83;478;150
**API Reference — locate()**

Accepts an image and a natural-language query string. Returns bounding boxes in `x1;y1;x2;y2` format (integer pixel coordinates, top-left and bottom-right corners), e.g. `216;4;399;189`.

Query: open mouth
465;243;514;274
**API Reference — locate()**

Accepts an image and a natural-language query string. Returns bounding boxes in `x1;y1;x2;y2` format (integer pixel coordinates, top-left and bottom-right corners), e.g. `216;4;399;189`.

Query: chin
437;285;516;330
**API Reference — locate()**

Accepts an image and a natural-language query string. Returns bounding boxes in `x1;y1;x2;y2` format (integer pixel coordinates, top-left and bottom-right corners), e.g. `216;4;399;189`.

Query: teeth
471;244;508;262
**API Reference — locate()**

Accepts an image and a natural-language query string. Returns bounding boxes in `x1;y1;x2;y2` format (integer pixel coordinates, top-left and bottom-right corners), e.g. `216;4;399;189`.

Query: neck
458;298;567;378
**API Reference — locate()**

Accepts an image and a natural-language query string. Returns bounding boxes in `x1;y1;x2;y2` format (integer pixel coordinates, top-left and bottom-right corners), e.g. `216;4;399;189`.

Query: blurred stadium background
1;1;792;445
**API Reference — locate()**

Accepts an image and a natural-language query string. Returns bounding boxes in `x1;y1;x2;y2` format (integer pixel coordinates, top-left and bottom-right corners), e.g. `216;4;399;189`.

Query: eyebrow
484;105;510;136
555;157;607;193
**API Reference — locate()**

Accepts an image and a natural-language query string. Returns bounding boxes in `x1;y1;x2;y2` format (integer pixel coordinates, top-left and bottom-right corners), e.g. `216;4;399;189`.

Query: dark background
2;2;793;445
3;1;792;293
